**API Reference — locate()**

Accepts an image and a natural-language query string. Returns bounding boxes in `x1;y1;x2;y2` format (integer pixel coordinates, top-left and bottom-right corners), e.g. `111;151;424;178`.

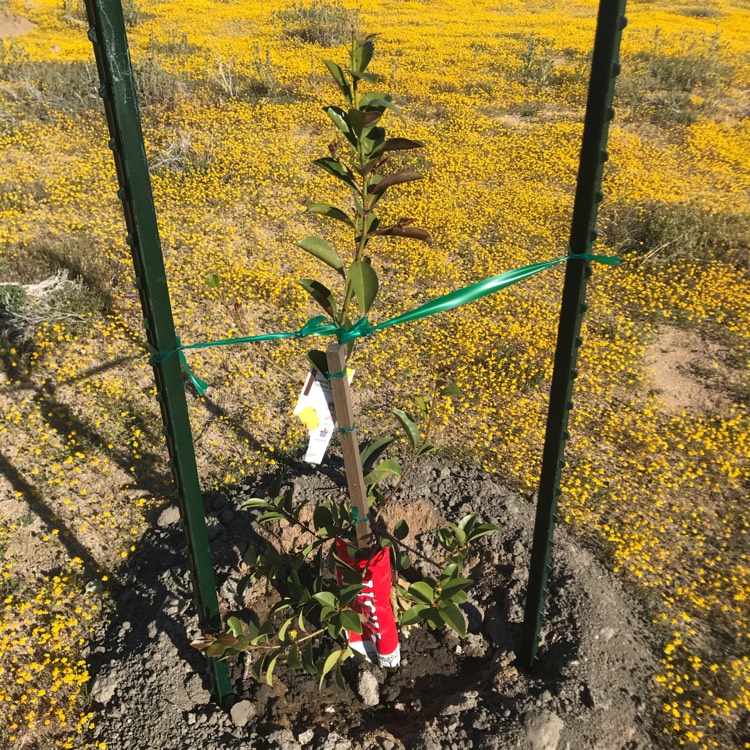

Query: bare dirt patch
644;326;746;414
0;11;35;38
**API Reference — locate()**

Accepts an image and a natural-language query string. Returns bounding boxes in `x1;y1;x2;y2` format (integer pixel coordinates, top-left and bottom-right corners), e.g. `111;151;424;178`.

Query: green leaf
458;514;476;532
399;552;411;570
416;439;437;457
423;607;444;630
350;69;378;83
407;581;435;604
347;260;379;315
319;648;342;687
439;600;467;637
206;272;220;288
364;458;401;486
226;616;244;637
245;611;261;637
440;384;465;398
307;350;329;378
338;609;363;634
453;526;467;545
266;653;279;685
370;171;423;194
313;504;334;532
239;498;272;509
306;202;354;229
348;108;381;136
323;59;352;104
439;578;473;600
302;642;318;675
451;590;469;604
251;653;267;681
334;663;346;692
414;396;428;416
324;106;357;149
358;91;391;107
205;641;225;658
296;235;345;276
393;519;409;541
437;528;455;550
312;157;358;192
351;38;374;74
313;591;337;609
361;126;386;157
379;137;425;152
297;278;338;318
258;510;286;523
278;617;294;642
440;563;459;581
271;599;293;614
392;408;419;449
359;436;395;474
339;583;363;607
287;644;302;670
468;523;502;541
362;98;404;120
400;603;427;626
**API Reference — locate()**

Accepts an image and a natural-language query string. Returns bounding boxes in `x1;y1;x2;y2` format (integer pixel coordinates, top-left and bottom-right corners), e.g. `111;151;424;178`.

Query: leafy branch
299;36;430;375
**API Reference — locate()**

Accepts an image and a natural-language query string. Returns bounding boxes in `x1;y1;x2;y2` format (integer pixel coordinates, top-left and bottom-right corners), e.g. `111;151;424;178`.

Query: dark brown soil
85;459;664;750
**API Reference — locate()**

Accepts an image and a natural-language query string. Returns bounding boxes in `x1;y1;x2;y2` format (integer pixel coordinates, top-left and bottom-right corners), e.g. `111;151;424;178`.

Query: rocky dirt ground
85;459;664;750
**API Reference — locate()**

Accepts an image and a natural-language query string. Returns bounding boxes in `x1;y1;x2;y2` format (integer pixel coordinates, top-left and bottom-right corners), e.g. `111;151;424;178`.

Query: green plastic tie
351;506;369;525
175;337;208;397
337;423;356;434
155;254;619;392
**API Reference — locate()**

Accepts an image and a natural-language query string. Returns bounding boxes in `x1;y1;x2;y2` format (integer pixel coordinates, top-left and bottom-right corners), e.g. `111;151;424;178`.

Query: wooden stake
326;343;371;550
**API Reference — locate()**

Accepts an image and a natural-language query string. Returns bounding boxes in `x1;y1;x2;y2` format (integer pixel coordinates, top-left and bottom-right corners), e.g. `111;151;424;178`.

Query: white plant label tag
293;367;354;464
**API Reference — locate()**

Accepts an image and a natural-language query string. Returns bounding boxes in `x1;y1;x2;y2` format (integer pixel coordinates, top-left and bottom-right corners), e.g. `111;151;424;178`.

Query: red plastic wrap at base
335;538;401;668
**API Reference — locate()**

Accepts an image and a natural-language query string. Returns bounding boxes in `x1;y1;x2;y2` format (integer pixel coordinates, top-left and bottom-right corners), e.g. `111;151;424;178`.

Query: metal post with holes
521;0;628;669
83;0;232;699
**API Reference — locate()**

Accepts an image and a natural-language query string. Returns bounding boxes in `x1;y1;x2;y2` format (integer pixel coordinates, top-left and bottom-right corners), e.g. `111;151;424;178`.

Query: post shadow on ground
0;450;115;583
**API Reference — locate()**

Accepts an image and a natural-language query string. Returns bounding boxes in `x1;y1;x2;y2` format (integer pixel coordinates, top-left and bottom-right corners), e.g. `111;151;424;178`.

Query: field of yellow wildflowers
0;0;747;747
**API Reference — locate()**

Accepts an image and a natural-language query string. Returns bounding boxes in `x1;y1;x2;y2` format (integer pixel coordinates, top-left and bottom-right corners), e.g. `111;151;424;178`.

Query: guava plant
192;38;499;688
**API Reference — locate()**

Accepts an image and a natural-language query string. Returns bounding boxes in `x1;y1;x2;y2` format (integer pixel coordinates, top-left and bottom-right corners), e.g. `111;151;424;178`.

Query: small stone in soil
524;709;564;750
358;669;380;706
156;505;180;527
267;728;301;749
90;672;118;705
317;731;351;749
229;699;257;727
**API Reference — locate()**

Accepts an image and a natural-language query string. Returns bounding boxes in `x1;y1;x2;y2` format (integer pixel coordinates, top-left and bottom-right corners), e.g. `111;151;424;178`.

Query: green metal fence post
521;0;627;669
83;0;232;699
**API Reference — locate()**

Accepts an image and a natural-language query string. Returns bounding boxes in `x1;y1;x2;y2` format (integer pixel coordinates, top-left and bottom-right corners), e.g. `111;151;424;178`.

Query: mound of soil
86;460;663;750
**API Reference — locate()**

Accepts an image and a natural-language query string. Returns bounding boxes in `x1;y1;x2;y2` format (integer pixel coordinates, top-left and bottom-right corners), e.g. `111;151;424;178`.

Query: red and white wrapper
335;538;401;668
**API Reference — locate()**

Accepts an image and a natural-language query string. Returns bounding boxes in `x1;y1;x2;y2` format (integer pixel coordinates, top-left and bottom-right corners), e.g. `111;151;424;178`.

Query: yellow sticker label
297;405;320;431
